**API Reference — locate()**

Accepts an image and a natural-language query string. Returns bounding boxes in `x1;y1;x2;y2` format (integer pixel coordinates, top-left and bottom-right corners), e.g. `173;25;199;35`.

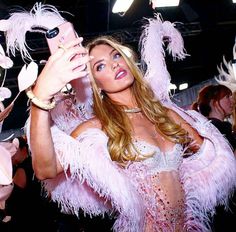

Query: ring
82;64;87;71
58;44;67;52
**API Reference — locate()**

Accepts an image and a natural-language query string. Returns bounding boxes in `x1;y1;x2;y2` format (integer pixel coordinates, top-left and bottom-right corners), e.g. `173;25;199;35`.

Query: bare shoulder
167;108;203;144
70;117;102;138
167;108;186;124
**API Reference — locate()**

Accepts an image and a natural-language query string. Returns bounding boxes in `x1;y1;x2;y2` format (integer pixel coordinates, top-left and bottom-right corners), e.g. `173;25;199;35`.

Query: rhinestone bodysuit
126;140;186;232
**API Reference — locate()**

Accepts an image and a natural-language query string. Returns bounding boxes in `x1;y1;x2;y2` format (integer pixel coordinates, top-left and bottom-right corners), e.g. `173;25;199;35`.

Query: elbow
33;166;58;180
32;161;58;180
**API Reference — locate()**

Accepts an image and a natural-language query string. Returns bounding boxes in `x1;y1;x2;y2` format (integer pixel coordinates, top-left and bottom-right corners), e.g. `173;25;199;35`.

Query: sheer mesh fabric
126;140;186;232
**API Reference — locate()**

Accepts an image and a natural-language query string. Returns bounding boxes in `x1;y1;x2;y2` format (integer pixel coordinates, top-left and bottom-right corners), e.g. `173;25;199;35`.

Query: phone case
45;22;77;54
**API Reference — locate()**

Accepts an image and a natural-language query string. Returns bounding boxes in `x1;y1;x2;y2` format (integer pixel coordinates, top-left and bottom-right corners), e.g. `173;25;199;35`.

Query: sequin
126;140;186;231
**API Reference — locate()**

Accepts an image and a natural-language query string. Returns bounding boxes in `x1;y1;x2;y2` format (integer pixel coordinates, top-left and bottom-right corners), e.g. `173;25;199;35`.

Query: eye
96;63;105;72
113;52;121;60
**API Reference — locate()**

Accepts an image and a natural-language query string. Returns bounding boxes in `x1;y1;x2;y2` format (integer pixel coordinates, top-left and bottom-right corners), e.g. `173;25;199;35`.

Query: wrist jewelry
25;87;56;111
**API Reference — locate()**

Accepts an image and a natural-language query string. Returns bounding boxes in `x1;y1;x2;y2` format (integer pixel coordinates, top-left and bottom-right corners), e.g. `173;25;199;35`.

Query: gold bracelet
25;87;56;111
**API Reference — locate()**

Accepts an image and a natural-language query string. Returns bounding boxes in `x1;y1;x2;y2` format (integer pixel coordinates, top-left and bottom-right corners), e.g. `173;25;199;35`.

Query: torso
122;113;186;231
126;139;186;232
72;111;187;231
121;111;177;152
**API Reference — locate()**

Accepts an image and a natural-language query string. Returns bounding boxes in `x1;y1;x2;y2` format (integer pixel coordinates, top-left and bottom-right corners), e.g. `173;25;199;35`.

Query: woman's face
89;44;134;94
218;94;233;117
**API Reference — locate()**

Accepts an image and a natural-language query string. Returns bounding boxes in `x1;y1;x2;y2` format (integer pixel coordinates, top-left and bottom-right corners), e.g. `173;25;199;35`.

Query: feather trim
170;104;236;231
139;13;188;103
215;43;236;92
38;126;145;232
0;2;65;61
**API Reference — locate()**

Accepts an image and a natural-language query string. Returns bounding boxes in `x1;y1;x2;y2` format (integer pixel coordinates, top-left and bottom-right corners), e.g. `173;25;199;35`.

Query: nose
111;61;119;70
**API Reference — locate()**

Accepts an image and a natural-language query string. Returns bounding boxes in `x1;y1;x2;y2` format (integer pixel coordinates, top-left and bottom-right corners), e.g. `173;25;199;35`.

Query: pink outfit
17;9;235;232
0;141;17;209
25;97;236;232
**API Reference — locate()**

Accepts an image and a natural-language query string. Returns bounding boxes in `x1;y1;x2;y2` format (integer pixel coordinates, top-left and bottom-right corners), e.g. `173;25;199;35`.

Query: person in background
191;84;236;152
5;136;59;232
191;84;236;232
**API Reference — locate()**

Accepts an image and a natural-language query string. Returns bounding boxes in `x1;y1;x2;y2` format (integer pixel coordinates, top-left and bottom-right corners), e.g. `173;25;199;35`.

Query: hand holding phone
45;22;78;54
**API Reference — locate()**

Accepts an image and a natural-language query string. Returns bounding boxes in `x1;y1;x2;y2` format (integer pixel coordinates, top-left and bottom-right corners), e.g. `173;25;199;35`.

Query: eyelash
113;52;121;59
96;52;122;72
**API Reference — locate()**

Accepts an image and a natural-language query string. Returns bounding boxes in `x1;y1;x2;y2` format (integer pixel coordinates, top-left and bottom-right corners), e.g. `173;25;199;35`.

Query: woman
192;84;236;151
0;3;233;231
191;84;236;231
27;35;236;232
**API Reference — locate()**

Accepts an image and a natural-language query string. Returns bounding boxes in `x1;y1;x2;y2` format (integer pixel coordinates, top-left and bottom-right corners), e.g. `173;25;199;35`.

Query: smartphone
45;22;78;54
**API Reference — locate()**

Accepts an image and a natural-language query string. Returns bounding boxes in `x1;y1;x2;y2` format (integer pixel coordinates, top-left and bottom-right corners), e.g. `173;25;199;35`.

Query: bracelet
25;87;56;111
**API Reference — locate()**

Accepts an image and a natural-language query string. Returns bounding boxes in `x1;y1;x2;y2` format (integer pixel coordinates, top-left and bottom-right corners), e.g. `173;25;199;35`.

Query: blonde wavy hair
86;36;190;164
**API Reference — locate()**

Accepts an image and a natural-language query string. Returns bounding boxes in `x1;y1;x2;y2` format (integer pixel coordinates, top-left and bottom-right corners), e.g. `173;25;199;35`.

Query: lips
115;68;127;80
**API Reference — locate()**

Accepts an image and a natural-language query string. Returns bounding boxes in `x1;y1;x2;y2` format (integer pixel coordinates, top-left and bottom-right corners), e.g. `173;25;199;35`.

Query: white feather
0;87;11;101
1;3;66;61
215;43;236;92
17;61;38;91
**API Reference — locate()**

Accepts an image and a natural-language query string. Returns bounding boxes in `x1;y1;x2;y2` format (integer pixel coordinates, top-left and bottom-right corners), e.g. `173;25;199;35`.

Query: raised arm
29;38;89;180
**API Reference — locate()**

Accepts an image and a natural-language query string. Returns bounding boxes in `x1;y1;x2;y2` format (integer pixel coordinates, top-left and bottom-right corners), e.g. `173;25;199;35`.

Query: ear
209;99;216;108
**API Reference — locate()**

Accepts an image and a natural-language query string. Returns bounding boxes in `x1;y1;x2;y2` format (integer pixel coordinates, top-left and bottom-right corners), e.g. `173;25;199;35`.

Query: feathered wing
170;105;236;231
36;127;144;232
24;103;144;231
139;13;188;103
215;43;236;92
0;2;66;61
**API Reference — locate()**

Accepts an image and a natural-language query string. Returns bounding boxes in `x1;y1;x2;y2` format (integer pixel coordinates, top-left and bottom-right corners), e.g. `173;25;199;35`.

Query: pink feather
215;43;236;92
139;13;188;103
1;2;66;61
0;87;11;101
0;44;13;69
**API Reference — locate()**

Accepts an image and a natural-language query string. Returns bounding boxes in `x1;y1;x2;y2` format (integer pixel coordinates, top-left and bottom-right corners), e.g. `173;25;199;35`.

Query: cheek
93;75;107;89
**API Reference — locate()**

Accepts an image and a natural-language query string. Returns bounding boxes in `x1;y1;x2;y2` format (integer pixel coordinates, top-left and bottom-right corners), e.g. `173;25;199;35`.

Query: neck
124;107;142;113
208;111;224;121
106;88;135;106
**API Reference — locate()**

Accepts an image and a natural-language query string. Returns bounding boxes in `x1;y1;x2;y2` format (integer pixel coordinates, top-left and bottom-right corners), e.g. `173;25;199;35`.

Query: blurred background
0;0;236;132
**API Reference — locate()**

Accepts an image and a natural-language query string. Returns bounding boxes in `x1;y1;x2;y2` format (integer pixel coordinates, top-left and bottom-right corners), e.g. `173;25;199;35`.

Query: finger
61;46;87;62
58;44;67;52
70;70;89;80
69;55;90;69
62;37;84;49
50;38;85;60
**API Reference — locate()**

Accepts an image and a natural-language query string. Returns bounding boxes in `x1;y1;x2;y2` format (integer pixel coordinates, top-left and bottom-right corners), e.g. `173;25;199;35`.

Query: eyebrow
92;48;117;69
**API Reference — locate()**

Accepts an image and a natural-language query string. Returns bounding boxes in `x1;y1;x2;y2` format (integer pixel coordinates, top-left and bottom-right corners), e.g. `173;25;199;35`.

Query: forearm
27;38;89;179
30;104;60;180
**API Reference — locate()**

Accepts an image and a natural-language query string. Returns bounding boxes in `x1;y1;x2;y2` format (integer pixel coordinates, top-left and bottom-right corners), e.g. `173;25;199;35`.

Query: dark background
1;0;236;130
